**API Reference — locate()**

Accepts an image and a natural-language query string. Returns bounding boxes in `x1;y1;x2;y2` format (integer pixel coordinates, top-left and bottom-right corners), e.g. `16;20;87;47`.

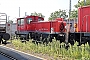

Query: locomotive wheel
32;39;36;44
39;34;44;43
69;40;74;45
42;38;46;44
26;34;29;41
65;43;69;50
3;33;10;40
49;38;52;43
42;38;47;44
20;37;23;40
47;35;52;43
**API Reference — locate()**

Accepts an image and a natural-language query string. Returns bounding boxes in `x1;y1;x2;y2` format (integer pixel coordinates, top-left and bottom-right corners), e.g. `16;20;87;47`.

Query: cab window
21;19;24;25
18;20;20;26
17;18;24;26
27;18;32;24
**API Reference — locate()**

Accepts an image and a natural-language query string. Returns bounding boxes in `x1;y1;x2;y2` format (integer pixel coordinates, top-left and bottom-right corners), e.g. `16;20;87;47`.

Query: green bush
10;39;90;60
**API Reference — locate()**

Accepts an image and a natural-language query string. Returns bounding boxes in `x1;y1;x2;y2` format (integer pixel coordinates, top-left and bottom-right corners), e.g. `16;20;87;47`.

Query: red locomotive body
78;6;90;32
68;6;90;46
16;15;66;43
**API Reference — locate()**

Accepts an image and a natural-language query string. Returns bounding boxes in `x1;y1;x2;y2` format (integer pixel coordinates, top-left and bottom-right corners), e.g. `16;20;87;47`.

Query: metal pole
69;0;71;18
84;0;86;6
19;7;20;17
8;16;10;22
25;12;27;16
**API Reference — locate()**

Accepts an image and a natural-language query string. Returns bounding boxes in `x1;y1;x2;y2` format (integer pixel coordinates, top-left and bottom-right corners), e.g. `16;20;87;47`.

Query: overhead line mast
69;0;71;18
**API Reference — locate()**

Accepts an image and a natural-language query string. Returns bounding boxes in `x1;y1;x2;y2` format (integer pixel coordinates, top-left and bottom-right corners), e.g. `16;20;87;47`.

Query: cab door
26;18;33;31
17;18;26;31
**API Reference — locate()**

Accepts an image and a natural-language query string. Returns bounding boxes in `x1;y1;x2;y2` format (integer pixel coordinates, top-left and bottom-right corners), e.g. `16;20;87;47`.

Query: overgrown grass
9;39;90;60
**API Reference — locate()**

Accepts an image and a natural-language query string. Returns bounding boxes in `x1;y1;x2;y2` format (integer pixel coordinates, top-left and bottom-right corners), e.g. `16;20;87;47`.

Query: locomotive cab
17;16;44;31
16;16;44;41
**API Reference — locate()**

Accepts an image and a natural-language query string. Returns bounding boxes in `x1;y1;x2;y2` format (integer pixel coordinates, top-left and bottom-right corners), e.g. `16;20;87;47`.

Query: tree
70;0;90;19
31;12;45;18
70;10;78;19
8;20;13;23
74;0;90;8
48;9;68;20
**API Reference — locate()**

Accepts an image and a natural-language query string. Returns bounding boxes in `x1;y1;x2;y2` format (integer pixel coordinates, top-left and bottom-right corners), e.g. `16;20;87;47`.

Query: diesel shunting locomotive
15;6;90;46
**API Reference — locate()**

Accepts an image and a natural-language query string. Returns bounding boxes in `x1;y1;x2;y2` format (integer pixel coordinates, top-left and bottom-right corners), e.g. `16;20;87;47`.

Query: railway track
0;51;17;60
0;45;44;60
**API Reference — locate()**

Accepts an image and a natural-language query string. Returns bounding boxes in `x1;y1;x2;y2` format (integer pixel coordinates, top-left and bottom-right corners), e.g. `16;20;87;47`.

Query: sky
0;0;79;22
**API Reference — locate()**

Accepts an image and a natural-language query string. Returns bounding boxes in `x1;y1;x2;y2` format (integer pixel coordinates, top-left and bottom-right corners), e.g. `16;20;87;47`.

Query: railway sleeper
0;51;17;60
